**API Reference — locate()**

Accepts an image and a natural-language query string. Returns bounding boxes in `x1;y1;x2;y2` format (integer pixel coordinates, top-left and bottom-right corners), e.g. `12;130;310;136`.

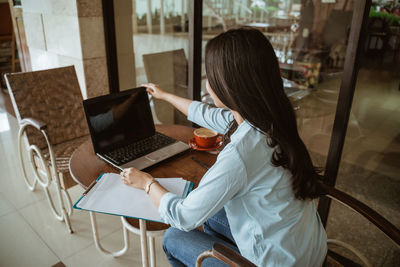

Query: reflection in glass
114;0;190;125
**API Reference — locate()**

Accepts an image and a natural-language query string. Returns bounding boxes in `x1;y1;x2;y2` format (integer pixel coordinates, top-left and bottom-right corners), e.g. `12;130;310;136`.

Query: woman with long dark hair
121;27;327;266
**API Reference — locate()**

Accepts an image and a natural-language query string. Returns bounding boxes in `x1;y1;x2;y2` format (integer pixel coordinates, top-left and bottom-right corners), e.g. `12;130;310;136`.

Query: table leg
140;219;149;267
149;236;156;267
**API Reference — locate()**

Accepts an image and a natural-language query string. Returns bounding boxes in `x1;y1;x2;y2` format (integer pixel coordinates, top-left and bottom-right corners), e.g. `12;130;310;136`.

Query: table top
69;124;218;231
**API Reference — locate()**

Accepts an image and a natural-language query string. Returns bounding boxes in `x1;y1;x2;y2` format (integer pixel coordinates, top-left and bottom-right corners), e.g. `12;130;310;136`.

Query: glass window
326;0;400;264
114;0;190;125
201;2;399;264
201;0;355;168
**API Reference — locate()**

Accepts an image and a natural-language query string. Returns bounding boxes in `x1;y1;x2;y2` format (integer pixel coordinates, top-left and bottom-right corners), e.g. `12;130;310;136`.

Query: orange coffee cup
193;128;218;148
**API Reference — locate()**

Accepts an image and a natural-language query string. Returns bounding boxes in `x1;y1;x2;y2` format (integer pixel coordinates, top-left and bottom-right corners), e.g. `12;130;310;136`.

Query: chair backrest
143;49;188;124
5;66;89;148
320;182;400;246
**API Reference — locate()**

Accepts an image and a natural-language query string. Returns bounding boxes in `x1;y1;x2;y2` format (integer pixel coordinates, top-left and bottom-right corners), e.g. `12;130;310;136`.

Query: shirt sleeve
158;146;247;231
187;101;234;134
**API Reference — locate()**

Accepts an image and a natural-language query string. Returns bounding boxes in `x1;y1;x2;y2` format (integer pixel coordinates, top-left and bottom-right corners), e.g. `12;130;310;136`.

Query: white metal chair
5;66;89;233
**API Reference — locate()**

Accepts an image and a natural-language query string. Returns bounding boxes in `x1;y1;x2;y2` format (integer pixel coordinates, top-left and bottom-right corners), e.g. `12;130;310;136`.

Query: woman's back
221;119;327;266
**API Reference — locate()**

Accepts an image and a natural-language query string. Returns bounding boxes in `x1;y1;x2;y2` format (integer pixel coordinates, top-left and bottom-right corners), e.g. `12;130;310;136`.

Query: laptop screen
83;87;155;153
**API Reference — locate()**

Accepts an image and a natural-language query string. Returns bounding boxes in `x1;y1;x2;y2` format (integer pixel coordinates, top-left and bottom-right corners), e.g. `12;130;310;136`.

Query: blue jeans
163;208;240;267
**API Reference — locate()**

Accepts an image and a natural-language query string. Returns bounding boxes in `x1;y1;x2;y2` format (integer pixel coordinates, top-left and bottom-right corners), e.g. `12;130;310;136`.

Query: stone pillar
76;0;109;98
21;0;109;99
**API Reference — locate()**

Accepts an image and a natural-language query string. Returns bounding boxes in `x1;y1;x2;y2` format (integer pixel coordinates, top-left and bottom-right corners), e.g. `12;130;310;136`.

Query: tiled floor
0;111;170;266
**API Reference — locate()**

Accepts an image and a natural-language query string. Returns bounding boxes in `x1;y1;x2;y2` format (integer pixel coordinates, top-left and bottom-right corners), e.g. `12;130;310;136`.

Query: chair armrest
20;118;47;130
211;243;257;267
320;182;400;246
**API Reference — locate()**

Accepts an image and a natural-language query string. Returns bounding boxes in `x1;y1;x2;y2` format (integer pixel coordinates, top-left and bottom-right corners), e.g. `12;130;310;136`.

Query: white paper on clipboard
74;173;192;222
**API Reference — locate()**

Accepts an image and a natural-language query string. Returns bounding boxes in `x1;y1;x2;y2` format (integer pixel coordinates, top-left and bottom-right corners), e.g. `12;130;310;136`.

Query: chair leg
56;172;74;233
18;126;75;233
140;219;149;267
43;187;63;221
89;212;130;257
18;129;73;232
148;236;156;267
63;208;73;234
61;187;73;216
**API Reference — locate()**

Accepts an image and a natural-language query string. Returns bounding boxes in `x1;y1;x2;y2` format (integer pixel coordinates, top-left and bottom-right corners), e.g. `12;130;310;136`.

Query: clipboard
73;173;193;223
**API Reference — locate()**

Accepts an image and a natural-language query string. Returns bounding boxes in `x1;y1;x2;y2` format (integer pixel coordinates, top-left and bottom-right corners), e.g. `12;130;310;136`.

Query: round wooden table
69;124;218;266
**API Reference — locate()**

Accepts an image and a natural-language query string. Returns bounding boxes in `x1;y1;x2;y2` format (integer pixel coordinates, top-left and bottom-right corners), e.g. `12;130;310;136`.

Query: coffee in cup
193;128;218;148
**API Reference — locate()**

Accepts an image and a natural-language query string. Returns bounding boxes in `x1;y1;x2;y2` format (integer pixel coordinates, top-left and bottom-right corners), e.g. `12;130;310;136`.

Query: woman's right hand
142;82;192;117
141;83;168;100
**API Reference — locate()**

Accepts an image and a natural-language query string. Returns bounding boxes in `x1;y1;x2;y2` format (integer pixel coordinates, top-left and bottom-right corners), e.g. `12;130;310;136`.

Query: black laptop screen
83;87;155;153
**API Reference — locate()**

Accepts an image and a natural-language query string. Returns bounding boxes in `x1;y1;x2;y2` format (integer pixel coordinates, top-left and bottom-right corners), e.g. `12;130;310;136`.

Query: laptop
82;87;190;171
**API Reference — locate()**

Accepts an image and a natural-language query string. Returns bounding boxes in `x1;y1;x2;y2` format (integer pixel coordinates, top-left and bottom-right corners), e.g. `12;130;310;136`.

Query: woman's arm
121;146;247;231
142;83;192;117
143;83;234;134
159;147;247;231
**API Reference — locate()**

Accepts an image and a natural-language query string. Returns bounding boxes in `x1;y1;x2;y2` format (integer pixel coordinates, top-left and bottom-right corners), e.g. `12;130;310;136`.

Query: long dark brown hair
205;27;322;200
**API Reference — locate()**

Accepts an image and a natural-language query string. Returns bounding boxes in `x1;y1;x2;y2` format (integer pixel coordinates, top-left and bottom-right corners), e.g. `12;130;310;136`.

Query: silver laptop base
97;141;190;171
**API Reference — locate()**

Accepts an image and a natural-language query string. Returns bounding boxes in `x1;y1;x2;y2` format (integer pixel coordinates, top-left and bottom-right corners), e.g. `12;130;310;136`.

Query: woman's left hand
120;168;153;190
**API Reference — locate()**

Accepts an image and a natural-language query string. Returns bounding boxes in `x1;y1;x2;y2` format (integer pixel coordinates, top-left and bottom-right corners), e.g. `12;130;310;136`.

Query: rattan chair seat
33;135;89;189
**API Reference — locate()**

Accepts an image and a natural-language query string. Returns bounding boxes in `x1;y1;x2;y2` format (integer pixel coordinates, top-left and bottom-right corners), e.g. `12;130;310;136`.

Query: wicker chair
4;66;89;233
196;182;400;267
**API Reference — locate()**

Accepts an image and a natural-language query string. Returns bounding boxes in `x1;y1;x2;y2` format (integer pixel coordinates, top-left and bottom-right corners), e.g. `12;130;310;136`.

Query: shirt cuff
158;192;177;223
187;101;203;122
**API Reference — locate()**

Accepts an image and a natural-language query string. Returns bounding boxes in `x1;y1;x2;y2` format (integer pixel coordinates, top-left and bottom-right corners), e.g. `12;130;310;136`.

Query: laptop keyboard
105;133;176;165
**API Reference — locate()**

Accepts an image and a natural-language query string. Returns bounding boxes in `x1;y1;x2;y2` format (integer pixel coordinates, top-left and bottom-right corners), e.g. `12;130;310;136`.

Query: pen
191;156;210;170
83;179;98;195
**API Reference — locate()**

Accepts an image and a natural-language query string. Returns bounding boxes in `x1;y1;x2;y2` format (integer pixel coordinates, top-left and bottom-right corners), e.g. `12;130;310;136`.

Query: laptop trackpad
145;150;168;162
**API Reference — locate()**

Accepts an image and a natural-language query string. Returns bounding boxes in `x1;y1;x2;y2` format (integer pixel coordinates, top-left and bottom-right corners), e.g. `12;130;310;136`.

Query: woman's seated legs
202;208;236;246
163;208;239;267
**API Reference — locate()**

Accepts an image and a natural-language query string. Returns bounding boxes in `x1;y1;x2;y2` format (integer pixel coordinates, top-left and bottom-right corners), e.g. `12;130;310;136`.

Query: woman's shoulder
229;123;273;157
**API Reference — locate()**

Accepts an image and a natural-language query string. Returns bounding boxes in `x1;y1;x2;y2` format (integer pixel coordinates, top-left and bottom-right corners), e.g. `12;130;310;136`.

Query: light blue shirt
159;101;327;266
